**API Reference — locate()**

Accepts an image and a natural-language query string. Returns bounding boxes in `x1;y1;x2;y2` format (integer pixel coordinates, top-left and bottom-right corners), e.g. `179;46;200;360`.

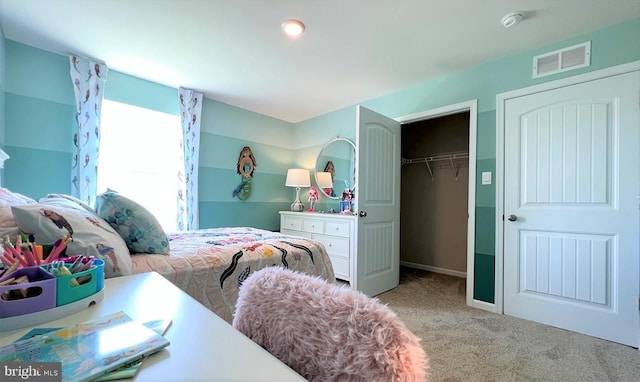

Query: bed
130;227;335;323
0;188;336;323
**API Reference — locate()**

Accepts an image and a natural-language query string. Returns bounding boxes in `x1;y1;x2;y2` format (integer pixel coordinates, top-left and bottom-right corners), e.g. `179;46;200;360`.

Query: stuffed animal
308;186;319;212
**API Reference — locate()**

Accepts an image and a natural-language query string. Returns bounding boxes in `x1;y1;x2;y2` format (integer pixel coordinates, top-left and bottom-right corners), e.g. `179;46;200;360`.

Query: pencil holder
0;266;56;318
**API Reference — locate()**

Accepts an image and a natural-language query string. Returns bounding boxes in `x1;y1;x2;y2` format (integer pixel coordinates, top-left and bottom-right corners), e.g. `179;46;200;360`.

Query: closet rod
401;152;469;181
400;152;469;166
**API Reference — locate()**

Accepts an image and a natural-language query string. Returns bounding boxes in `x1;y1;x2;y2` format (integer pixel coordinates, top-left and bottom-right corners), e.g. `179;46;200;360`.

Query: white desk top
0;272;306;382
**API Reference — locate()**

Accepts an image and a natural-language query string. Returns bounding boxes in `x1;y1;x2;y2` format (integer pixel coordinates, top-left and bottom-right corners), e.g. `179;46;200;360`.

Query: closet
400;112;469;277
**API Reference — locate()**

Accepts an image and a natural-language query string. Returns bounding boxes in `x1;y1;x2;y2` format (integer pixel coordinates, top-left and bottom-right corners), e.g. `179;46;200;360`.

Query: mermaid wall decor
233;146;257;200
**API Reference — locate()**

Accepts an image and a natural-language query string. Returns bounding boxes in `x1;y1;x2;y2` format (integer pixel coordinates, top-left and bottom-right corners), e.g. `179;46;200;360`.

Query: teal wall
4;40;75;198
3;41;295;231
0;25;5;153
1;18;639;303
292;17;640;303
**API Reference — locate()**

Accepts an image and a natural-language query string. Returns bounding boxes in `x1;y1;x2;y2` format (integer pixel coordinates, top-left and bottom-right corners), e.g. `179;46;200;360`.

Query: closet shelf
401;152;469;180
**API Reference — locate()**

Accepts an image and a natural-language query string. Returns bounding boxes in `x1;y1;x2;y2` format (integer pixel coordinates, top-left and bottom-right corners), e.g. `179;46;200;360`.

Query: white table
0;272;306;381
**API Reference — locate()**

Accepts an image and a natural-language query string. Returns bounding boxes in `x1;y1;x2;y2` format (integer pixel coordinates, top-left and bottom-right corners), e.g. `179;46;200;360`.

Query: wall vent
533;41;591;78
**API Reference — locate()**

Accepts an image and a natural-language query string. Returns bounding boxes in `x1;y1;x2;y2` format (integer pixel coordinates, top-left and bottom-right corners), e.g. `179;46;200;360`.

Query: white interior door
503;71;640;347
354;105;401;296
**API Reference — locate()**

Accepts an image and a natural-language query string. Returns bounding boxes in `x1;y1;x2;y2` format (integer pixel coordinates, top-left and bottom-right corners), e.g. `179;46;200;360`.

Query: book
13;317;172;381
0;311;170;382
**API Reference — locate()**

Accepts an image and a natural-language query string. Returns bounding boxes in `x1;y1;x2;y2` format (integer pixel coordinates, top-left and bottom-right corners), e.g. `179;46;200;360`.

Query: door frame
396;99;478;308
495;60;640;315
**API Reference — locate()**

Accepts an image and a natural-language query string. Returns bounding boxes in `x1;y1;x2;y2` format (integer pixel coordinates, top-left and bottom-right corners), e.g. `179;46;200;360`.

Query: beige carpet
376;267;640;382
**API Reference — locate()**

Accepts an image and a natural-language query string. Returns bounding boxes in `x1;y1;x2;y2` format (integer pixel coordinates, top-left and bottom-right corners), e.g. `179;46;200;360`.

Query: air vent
533;41;591;78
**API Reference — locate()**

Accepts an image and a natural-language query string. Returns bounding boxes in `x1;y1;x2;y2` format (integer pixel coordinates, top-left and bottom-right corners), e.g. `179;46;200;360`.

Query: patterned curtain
69;56;108;207
177;87;203;230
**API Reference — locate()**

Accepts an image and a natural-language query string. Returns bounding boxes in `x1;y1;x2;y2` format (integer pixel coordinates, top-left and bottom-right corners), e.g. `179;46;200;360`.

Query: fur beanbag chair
233;267;428;381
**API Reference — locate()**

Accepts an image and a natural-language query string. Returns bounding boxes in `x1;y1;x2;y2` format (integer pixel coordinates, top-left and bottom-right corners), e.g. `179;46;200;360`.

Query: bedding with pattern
0;188;335;324
130;227;336;323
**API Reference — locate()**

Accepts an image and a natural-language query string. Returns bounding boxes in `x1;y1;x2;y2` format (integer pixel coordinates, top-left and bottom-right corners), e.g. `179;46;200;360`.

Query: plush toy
308;186;319;212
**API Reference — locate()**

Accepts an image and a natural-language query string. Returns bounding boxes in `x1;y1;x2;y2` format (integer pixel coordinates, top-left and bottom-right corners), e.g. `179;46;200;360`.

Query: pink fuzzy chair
232;267;428;381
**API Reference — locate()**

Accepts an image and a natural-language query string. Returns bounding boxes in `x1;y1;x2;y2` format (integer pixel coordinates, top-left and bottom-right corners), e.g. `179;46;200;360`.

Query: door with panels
503;71;640;347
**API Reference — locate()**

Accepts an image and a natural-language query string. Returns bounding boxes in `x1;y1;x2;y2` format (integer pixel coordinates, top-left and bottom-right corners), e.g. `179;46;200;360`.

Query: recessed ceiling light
282;19;305;37
501;11;524;28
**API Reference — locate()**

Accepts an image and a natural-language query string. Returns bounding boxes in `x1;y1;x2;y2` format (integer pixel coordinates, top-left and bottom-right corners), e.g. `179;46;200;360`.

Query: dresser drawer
314;234;349;256
330;255;350;280
281;228;313;239
303;219;324;234
282;216;303;231
325;221;351;237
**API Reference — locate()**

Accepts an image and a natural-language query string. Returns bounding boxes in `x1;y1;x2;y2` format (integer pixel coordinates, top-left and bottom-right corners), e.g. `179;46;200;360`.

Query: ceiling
1;1;639;123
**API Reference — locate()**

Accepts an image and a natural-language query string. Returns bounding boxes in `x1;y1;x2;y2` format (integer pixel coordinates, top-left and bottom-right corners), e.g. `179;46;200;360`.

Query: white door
354;105;401;296
503;71;640;347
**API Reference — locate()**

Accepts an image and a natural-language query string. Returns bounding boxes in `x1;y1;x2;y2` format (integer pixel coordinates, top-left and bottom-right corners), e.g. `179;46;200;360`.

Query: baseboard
400;261;467;279
471;299;497;313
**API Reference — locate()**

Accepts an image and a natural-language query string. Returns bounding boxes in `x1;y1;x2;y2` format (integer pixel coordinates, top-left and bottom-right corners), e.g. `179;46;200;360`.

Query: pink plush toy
308;186;319;212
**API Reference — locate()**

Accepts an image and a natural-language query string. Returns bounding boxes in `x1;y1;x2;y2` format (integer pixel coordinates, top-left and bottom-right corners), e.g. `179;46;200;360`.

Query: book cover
14;317;172;381
0;311;170;382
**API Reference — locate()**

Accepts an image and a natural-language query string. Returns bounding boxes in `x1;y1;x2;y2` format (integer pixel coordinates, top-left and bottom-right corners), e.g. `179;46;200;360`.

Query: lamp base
290;201;304;212
290;187;304;212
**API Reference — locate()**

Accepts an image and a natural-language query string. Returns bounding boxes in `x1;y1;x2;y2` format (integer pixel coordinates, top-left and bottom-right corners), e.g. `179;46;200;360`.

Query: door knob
359;211;367;217
507;214;517;222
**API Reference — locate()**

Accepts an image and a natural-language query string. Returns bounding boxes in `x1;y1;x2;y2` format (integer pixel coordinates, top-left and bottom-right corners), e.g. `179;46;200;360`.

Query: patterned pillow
43;193;96;215
95;191;170;255
11;197;132;278
0;187;37;238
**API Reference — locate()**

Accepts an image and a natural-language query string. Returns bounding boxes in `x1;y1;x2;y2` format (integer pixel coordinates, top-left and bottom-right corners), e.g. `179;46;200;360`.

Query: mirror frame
314;137;356;199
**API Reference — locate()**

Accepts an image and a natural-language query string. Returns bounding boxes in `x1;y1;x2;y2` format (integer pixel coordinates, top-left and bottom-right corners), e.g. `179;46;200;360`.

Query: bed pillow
43;193;96;215
95;191;170;255
0;187;37;238
11;197;132;278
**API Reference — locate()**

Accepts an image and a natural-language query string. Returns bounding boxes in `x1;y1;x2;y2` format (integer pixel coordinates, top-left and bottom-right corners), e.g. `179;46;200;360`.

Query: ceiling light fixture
501;11;524;28
282;19;305;37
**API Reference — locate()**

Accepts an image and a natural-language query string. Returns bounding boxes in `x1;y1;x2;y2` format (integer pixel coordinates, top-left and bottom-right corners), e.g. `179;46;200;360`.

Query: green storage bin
55;265;99;306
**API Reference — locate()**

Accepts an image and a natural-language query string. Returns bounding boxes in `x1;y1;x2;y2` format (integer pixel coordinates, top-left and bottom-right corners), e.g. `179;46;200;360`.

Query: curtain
69;56;108;207
177;87;203;230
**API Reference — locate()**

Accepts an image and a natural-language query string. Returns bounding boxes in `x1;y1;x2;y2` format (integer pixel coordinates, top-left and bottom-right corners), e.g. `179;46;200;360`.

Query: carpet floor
376;267;640;382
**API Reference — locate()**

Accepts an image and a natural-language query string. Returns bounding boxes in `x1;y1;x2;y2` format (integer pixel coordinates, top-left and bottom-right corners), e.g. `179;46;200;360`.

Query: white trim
495;60;640;315
471;299;496;313
396;99;478;309
400;261;467;279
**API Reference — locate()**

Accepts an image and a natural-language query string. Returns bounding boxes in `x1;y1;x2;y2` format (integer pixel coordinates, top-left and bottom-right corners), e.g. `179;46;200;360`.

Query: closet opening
400;111;470;279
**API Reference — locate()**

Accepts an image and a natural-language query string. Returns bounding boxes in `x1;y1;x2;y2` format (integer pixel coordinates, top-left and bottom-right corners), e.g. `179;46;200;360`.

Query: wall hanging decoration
233;146;257;200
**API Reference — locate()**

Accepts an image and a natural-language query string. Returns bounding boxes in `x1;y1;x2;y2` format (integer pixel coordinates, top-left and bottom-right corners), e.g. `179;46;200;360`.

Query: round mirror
315;137;356;199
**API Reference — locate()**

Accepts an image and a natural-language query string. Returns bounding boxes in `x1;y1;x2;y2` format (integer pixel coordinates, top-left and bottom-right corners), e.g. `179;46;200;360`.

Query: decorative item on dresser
285;169;311;212
280;211;354;285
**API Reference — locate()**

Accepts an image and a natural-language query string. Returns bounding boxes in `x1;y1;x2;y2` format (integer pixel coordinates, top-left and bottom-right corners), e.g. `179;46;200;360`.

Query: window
98;99;182;232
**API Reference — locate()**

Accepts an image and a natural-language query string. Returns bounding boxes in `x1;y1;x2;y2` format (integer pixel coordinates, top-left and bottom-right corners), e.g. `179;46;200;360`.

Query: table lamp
285;169;310;212
316;171;334;196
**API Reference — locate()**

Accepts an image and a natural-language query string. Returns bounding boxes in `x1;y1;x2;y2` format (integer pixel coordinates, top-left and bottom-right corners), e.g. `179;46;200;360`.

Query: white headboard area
0;149;9;168
0;148;9;186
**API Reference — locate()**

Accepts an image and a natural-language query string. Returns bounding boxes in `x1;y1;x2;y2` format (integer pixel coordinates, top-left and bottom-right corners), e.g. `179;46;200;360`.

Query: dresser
280;211;355;283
